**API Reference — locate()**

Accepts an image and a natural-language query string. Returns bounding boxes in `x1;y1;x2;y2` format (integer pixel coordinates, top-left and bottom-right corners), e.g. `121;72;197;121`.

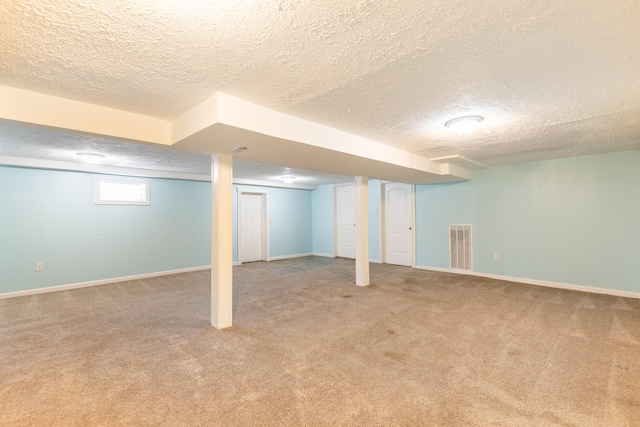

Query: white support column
211;153;233;329
354;176;370;286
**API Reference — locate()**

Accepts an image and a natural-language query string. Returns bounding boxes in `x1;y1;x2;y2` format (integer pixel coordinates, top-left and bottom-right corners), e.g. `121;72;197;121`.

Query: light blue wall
0;167;314;294
416;150;640;293
311;184;335;255
310;180;381;260
0;167;211;294
11;150;633;296
234;185;312;261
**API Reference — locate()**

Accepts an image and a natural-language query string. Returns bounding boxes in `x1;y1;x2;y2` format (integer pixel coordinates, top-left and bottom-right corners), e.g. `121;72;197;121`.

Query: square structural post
354;176;370;286
211;153;233;329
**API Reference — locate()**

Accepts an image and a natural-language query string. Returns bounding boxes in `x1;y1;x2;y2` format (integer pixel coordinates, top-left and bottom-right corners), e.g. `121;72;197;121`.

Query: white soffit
0;88;471;184
430;155;487;171
173;92;470;183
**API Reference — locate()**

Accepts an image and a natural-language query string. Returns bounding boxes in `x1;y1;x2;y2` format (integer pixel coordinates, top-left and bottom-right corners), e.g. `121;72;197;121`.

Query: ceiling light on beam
281;175;296;183
445;115;484;135
76;152;106;164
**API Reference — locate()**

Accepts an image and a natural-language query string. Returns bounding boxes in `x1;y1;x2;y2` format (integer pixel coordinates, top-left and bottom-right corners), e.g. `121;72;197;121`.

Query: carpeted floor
1;257;638;426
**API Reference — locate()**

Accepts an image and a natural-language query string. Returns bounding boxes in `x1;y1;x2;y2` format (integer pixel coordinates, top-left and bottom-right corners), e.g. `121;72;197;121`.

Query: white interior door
336;184;355;258
384;183;413;266
240;194;262;263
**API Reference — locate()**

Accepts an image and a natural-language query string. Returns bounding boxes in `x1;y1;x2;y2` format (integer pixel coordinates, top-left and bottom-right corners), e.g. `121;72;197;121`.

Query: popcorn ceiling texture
1;0;640;167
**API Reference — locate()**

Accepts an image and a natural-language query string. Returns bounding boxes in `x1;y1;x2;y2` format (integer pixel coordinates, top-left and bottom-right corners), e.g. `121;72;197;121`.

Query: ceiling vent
230;146;248;154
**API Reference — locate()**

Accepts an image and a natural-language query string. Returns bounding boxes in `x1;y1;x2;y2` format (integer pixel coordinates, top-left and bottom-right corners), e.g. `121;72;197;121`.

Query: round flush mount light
281;175;296;183
76;152;106;164
445;115;484;135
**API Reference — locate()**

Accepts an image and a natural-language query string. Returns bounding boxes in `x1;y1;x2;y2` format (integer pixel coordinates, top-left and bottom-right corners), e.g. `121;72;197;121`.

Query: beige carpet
1;257;638;426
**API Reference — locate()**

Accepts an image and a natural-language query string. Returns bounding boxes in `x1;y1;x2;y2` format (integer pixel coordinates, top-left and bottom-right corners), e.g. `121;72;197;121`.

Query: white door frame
380;182;416;267
237;189;269;264
334;182;355;258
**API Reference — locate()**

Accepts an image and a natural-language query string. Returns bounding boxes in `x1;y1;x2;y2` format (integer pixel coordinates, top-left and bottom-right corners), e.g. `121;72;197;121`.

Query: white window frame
94;176;150;205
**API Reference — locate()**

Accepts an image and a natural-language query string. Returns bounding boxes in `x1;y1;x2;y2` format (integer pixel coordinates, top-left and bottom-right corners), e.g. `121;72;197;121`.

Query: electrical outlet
493;252;500;260
35;263;44;272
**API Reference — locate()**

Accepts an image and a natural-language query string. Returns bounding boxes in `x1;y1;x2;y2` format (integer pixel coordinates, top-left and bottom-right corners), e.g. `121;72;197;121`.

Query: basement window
95;177;150;205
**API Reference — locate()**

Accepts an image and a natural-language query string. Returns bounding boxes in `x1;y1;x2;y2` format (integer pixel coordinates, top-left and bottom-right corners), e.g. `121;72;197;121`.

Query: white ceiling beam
171;92;219;143
0;85;171;145
215;92;442;175
1;85;472;184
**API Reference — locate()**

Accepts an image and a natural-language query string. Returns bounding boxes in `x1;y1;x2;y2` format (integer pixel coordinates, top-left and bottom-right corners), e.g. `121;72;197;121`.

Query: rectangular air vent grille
450;224;472;270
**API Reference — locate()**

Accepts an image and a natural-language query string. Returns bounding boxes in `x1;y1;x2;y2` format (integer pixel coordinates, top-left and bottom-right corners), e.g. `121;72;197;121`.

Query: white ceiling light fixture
76;152;106;164
445;115;484;135
281;175;296;183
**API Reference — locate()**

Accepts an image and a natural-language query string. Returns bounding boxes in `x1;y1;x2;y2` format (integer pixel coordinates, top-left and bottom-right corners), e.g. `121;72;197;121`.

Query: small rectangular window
95;177;150;205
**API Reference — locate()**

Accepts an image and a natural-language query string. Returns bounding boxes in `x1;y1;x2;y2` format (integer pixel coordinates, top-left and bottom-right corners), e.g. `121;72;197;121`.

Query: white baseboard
414;265;640;299
312;252;335;258
301;252;381;263
11;262;632;302
268;253;314;261
235;253;317;264
0;266;212;300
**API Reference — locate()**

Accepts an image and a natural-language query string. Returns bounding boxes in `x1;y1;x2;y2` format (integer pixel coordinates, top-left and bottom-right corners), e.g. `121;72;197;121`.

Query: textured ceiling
1;0;639;171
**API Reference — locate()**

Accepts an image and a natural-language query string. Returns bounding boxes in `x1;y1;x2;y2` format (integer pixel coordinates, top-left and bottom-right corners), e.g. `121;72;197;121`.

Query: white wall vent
449;224;473;270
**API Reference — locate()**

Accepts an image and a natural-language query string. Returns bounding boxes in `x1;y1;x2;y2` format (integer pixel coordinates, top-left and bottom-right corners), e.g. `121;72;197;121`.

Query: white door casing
383;183;414;266
240;193;263;263
335;184;355;258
